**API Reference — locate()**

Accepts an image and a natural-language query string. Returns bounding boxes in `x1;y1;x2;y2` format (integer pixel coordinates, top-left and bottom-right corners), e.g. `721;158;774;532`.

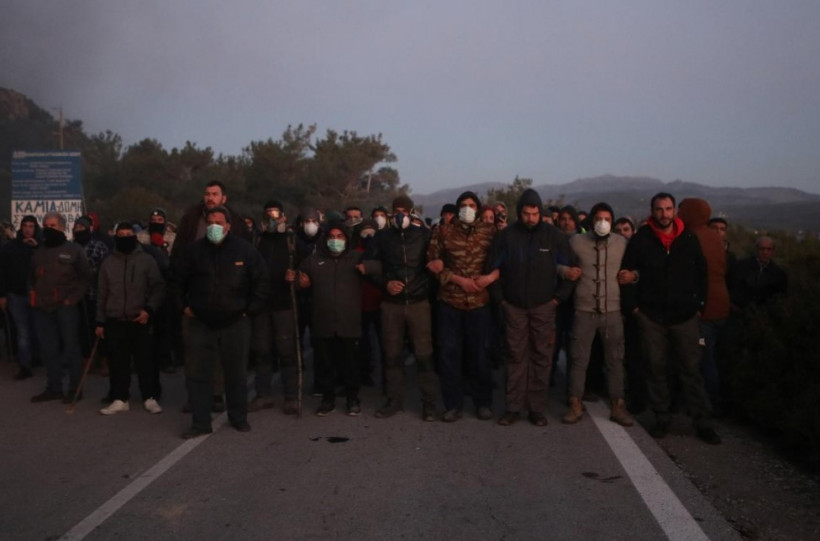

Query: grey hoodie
96;244;165;324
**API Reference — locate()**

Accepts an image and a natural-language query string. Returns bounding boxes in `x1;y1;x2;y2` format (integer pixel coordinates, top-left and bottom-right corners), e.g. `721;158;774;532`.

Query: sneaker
14;367;33;380
421;402;436;422
315;402;336;417
283;399;299;416
477;407;493;421
248;395;275;412
143;398;163;414
442;409;462;423
100;399;130;415
31;389;64;403
231;420;251;432
498;411;519;426
375;400;403;419
696;427;722;445
347;400;362;416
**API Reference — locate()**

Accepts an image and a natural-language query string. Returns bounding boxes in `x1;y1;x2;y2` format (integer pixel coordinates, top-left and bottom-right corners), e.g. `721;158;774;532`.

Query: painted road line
58;413;229;541
587;401;709;541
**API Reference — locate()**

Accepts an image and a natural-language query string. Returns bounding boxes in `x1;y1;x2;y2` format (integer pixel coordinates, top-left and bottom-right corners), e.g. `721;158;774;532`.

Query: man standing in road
173;206;269;438
619;193;720;444
490;189;574;427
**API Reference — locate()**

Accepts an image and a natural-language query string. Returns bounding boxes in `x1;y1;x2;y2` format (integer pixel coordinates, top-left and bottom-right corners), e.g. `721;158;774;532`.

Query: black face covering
73;230;91;246
43;227;66;247
115;235;138;254
148;222;165;235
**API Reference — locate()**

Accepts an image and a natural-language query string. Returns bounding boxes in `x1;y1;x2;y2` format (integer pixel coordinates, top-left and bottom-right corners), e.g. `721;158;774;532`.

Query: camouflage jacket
427;219;496;310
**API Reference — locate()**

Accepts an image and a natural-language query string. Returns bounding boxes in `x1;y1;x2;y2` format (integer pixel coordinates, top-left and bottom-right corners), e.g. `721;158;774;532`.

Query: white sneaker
143;398;163;414
100;399;129;415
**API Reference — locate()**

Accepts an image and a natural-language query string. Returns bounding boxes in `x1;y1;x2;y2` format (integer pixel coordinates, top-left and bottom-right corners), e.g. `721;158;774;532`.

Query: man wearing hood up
561;202;634;427
0;215;41;380
427;191;498;422
297;221;365;417
619;193;720;445
489;189;574;426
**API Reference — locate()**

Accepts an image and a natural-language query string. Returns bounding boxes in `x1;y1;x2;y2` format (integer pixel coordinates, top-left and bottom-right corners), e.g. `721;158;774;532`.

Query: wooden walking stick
66;335;101;414
287;233;303;418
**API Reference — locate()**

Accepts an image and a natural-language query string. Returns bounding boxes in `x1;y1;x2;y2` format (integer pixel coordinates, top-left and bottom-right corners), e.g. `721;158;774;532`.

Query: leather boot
562;397;584;424
609;398;634;427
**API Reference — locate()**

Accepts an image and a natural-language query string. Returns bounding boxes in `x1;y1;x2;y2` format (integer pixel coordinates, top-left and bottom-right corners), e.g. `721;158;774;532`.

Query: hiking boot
562;397;584;424
421;402;436;422
528;412;548;427
477;407;493;421
442;409;462;423
498;411;519;426
315;401;336;417
609;398;634;427
100;399;130;415
248;395;275;412
649;421;670;439
182;426;213;439
14;367;33;380
696;427;722;445
211;395;226;413
375;400;403;419
347;399;362;417
143;398;163;414
283;399;299;415
31;389;64;403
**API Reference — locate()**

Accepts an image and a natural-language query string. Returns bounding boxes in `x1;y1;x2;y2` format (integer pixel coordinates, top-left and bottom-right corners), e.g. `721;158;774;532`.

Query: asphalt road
0;354;740;541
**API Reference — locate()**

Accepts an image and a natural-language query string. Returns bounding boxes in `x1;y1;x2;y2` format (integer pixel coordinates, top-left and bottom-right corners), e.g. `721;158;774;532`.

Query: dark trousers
637;312;713;429
381;300;438;405
437;301;492;411
33;305;82;393
359;309;381;381
184;317;251;430
106;320;156;401
251;308;298;399
503;301;556;413
312;335;359;403
623;312;648;410
6;292;37;369
699;318;726;411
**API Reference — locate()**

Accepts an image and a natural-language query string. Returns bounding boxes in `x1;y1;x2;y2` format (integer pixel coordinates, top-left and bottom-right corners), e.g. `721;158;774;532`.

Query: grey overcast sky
2;1;819;195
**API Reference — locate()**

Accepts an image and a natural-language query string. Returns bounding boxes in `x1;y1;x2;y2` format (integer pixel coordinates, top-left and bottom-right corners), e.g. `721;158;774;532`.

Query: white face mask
594;219;612;237
374;216;387;229
393;212;411;230
303;222;319;238
459;206;477;224
276;222;287;233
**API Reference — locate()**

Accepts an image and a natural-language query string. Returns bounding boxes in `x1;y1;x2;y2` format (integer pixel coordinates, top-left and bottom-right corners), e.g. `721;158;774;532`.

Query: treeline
0;89;407;227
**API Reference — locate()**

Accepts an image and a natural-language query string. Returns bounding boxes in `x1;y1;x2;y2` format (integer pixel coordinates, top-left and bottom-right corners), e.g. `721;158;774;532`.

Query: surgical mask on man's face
459;206;476;224
303;222;319;238
393;212;410;229
594;219;611;237
327;239;346;254
375;216;387;229
206;224;226;244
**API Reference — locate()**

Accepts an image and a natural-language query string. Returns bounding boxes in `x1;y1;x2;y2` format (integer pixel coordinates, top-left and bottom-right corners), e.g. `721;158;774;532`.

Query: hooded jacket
298;223;363;338
0;218;41;297
96;243;165;324
172;232;269;329
363;223;430;304
678;198;730;321
255;229;294;311
488;189;575;309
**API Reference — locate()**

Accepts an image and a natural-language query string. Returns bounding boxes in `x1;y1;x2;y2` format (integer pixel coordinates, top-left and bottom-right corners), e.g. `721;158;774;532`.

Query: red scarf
647;216;684;251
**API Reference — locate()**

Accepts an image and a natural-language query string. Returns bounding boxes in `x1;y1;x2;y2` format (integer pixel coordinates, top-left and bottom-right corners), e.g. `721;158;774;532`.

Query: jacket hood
456;191;481;208
678;198;711;229
16;215;41;241
317;220;352;257
516;189;543;220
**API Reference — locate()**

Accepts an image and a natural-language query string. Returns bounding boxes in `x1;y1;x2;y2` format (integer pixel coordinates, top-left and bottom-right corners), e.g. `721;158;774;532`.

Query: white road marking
58;414;228;541
587;401;709;541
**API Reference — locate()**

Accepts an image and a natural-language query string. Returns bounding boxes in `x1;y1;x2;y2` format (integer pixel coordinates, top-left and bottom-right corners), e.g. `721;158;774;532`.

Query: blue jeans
7;293;37;369
437;302;492;411
699;319;726;411
33;304;83;393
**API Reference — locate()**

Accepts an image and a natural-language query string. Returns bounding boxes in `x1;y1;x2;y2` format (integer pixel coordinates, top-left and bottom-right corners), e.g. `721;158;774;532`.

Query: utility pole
58;107;64;149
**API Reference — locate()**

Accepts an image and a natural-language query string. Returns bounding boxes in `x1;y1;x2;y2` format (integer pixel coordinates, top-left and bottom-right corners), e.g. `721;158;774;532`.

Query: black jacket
0;236;39;297
621;223;706;324
729;256;787;310
256;230;294;311
363;225;430;304
173;234;269;329
488;189;575;309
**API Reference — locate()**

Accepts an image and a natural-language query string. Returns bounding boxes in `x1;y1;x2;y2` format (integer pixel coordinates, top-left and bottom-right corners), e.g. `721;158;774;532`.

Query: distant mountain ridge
413;175;820;231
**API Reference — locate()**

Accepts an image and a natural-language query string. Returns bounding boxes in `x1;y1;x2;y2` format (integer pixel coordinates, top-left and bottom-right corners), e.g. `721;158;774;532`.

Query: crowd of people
0;180;788;443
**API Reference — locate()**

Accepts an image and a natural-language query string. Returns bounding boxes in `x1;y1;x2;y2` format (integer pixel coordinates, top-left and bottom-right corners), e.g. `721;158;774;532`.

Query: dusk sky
3;1;819;195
